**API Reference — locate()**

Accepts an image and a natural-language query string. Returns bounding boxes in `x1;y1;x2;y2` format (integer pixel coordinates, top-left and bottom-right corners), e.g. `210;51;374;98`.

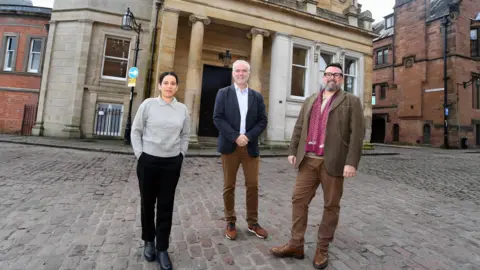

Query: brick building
372;0;480;148
33;0;377;147
0;0;51;134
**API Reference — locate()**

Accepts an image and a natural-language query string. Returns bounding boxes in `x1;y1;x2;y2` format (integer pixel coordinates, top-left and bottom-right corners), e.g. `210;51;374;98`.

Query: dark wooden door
476;124;480;146
371;117;386;143
198;65;232;137
423;124;431;144
393;124;400;142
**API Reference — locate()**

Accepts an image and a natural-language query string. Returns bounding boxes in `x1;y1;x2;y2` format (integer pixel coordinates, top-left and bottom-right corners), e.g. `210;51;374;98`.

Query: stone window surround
289;37;313;99
342;49;364;104
83;89;128;138
471;27;479;58
373;82;388;100
22;35;47;74
286;38;364;103
100;34;133;83
0;33;20;72
93;102;125;137
375;46;390;66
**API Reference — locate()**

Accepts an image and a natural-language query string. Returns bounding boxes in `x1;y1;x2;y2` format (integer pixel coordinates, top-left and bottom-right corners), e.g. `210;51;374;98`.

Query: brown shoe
270;243;304;259
313;248;328;269
225;223;237;240
247;223;268;239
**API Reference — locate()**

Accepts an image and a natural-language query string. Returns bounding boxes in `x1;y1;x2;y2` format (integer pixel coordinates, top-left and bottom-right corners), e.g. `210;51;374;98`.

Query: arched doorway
371;116;386;143
393;124;400;142
423;124;431;144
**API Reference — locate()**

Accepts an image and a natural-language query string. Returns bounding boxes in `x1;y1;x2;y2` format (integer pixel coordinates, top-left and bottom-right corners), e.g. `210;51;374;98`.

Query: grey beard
325;83;340;92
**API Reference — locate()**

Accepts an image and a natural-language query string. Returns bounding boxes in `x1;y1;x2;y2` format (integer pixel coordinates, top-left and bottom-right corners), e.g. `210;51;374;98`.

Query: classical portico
149;0;376;147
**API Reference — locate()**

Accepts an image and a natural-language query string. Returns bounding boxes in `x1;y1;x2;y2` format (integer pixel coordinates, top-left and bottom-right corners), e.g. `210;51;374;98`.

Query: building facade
0;0;51;134
34;0;376;146
372;0;480;148
32;0;153;138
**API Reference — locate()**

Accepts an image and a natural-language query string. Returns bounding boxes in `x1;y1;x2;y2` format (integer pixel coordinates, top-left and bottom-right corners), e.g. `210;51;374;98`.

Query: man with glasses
270;63;365;269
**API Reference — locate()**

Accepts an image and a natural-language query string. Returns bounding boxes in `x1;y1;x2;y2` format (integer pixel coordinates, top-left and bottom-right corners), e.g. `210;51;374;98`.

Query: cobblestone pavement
0;143;479;270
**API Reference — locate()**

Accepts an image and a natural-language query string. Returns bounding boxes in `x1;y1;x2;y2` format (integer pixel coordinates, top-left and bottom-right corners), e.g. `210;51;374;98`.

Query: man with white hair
213;60;268;240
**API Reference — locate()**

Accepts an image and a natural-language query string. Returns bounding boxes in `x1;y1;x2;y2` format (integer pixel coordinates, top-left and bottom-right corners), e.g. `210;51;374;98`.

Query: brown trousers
221;146;259;225
289;156;344;250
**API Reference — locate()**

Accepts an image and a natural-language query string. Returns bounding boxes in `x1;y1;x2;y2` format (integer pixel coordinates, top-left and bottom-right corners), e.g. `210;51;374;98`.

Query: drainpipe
392;5;396;84
146;0;163;98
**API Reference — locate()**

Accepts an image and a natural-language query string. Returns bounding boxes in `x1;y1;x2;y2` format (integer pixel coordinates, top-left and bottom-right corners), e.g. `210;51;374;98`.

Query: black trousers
136;152;183;251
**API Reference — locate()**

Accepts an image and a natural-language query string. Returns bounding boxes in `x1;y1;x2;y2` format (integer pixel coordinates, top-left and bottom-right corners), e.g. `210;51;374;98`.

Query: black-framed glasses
324;72;343;79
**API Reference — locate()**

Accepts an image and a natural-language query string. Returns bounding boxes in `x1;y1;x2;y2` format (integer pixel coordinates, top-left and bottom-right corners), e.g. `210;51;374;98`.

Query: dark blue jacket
213;85;268;157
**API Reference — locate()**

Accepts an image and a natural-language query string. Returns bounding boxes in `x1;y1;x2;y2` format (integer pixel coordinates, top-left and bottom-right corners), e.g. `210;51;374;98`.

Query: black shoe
143;241;155;262
157;250;173;270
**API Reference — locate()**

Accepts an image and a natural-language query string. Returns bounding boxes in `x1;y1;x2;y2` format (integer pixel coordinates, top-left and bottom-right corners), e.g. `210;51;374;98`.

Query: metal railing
21;104;37;136
94;107;123;137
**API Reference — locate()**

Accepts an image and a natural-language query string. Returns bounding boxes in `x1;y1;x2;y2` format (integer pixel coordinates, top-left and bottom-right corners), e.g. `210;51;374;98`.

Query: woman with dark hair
131;71;190;270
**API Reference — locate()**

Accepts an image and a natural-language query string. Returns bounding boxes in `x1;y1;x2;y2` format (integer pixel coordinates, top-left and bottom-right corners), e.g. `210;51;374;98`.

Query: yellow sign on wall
128;78;136;87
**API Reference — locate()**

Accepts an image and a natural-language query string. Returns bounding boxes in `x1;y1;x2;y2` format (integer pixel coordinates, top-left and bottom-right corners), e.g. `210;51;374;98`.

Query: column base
62;125;81;138
188;134;201;149
32;122;44;136
362;142;375;150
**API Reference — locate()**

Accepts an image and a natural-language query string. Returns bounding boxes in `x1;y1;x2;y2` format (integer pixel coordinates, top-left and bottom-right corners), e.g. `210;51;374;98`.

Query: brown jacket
289;91;365;177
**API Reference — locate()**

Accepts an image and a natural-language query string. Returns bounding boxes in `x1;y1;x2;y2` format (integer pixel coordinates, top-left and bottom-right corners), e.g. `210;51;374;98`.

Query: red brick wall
0;91;38;134
372;0;480;147
0;15;48;134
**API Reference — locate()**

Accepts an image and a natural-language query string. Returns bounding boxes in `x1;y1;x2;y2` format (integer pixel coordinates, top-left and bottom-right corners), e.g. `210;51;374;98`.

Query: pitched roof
373;20;394;41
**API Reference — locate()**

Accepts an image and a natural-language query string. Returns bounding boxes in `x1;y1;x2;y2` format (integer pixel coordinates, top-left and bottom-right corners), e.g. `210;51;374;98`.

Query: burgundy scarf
305;90;337;156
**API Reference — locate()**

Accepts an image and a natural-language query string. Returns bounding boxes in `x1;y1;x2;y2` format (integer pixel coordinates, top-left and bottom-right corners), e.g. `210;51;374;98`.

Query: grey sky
359;0;396;22
30;0;395;23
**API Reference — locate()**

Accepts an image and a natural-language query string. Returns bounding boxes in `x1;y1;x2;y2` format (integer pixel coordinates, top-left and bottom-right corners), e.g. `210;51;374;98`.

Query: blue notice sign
128;67;139;79
445;108;449;116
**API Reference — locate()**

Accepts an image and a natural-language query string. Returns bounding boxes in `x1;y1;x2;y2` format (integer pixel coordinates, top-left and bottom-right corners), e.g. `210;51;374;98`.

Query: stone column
184;14;210;143
153;8;180;97
267;32;291;145
248;28;269;93
363;55;374;149
32;20;57;136
62;19;94;138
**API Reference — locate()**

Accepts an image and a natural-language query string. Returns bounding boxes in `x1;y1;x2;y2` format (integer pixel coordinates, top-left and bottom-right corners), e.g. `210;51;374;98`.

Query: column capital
189;14;211;26
247;27;270;39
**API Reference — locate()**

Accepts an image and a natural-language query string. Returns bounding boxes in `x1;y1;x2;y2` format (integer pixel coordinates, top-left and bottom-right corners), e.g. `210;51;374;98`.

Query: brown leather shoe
313;248;328;269
225;223;237;240
270;243;304;259
247;223;268;239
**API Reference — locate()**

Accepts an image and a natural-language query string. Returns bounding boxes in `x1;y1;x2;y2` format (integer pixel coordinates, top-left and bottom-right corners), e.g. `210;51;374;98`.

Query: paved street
0;142;479;270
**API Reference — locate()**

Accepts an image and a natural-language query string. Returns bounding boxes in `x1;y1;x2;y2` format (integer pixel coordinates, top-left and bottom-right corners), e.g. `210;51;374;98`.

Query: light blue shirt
234;83;249;134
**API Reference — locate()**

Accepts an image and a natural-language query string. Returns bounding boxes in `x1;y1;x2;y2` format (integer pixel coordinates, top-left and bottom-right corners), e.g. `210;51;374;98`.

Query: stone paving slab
0;143;479;270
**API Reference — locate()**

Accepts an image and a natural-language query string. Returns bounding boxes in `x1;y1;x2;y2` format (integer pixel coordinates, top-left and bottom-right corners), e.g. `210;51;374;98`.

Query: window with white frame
290;46;309;97
101;37;130;80
344;58;357;93
385;16;394;29
94;103;124;136
3;36;17;71
27;39;43;73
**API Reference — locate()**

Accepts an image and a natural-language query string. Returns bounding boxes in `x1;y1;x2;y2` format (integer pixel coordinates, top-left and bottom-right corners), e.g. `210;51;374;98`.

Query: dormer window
385;15;394;29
